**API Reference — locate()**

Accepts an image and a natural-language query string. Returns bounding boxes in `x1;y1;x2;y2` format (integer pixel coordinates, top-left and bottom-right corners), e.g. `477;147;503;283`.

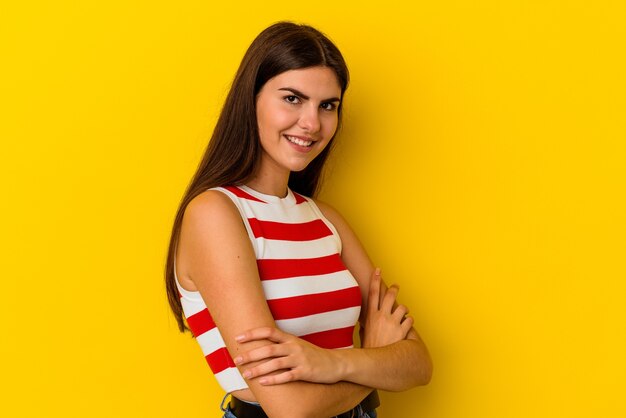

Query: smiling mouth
285;135;313;147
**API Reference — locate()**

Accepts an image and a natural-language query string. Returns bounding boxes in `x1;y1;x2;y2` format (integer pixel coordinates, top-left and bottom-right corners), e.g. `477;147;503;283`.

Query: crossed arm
235;200;432;391
177;191;432;418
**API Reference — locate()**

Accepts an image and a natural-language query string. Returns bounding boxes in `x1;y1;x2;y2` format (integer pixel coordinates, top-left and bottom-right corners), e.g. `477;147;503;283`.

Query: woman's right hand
361;268;414;348
233;326;342;385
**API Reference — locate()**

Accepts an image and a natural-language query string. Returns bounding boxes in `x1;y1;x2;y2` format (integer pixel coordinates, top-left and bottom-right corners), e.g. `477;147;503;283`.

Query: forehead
263;66;342;98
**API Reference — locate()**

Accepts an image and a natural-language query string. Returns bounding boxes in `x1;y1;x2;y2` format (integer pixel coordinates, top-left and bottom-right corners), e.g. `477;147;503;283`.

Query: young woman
165;22;432;418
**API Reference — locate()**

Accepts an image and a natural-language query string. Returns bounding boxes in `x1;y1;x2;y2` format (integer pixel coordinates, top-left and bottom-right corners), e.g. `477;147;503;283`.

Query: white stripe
215;367;248;392
262;271;358;300
275;306;361;337
195;326;226;356
305;198;343;255
180;293;207;317
256;235;340;260
239;201;320;223
175;272;204;303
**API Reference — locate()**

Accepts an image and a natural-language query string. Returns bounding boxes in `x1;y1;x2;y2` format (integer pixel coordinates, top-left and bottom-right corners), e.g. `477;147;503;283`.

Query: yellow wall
2;1;625;417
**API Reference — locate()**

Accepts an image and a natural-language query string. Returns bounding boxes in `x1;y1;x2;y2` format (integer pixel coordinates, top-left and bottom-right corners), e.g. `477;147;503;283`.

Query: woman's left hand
234;327;341;385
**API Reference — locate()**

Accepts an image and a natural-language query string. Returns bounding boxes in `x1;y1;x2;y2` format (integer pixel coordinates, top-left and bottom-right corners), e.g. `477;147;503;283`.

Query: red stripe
257;253;347;280
186;308;216;338
224;186;266;203
205;347;236;374
267;286;361;320
293;192;307;204
301;326;356;349
247;218;332;241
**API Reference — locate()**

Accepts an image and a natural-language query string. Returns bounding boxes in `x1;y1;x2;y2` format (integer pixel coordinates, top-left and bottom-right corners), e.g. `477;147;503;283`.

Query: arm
331;269;431;390
317;200;433;390
236;201;433;391
177;191;371;418
239;269;431;391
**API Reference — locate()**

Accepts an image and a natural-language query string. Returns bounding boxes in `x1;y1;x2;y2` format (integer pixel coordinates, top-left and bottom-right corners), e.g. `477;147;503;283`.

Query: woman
165;22;432;418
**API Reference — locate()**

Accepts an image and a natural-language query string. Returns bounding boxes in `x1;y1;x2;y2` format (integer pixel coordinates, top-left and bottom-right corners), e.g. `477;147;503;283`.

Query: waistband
228;390;380;418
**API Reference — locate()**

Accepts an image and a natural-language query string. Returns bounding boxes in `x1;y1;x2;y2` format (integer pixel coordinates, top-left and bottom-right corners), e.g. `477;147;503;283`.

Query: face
255;66;342;176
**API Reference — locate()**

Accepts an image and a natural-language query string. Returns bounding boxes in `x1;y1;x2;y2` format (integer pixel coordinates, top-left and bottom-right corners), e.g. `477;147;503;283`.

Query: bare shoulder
183;189;240;227
179;189;245;261
311;197;360;254
177;189;248;291
312;198;349;232
312;198;364;255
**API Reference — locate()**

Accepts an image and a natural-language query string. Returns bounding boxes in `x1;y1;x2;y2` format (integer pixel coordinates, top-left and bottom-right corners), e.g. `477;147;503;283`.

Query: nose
297;105;321;134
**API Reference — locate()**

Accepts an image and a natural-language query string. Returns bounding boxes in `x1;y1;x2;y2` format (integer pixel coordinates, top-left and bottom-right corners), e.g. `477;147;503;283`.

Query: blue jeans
221;394;378;418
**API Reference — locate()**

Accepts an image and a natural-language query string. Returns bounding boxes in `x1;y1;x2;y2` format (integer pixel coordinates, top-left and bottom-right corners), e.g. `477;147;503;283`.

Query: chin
288;165;310;173
285;158;315;173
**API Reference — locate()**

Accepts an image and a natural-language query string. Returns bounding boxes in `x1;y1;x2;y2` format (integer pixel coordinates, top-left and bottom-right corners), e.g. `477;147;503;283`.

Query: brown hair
165;22;350;332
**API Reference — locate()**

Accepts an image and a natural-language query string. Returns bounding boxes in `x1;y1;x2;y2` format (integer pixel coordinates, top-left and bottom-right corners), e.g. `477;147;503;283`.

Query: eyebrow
278;87;341;103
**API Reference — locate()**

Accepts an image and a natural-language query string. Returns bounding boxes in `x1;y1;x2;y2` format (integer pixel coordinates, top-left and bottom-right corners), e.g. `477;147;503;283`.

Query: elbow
412;338;433;387
412;344;433;387
261;400;322;418
418;354;433;386
415;347;434;387
287;403;334;418
270;399;354;418
406;345;433;389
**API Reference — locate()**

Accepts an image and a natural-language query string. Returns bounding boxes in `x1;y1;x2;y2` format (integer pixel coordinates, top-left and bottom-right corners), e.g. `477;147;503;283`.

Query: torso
175;185;362;401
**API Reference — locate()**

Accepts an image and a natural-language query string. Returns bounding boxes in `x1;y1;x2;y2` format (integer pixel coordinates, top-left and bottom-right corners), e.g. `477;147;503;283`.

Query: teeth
286;135;313;147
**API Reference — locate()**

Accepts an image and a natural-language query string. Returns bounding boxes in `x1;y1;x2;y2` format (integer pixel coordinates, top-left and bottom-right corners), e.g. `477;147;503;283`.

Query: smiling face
255;66;342;178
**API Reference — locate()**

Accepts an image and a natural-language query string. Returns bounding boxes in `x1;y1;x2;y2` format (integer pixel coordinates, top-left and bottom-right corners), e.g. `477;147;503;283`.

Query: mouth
284;135;314;148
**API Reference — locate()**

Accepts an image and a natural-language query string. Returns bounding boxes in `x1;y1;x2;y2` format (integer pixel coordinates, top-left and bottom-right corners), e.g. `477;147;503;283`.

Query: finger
381;285;399;313
258;370;297;385
377;272;387;307
400;315;414;336
234;343;288;366
392;304;409;322
367;268;382;313
235;326;289;344
242;357;292;380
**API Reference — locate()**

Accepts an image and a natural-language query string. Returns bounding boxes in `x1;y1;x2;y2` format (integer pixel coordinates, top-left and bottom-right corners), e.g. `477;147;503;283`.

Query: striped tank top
174;185;362;392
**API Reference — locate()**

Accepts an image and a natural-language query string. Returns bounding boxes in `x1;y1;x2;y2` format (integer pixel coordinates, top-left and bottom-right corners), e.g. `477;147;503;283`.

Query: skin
236;204;433;391
248;66;342;195
176;66;432;418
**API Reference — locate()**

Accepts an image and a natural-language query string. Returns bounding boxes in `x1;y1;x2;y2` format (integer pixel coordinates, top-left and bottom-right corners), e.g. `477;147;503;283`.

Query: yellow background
1;1;625;417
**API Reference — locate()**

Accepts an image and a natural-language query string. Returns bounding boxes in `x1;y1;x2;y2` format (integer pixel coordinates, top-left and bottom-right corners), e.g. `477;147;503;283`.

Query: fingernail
234;356;243;365
374;267;381;276
243;370;252;378
235;334;245;342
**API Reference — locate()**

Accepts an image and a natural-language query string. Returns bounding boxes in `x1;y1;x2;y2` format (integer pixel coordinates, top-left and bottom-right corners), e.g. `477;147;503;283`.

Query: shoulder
312;198;363;259
180;188;248;253
311;198;349;231
183;189;241;229
177;189;250;286
186;188;236;213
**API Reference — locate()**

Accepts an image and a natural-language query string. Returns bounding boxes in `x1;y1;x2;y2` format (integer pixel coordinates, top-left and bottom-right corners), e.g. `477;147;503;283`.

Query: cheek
258;107;295;134
323;116;339;138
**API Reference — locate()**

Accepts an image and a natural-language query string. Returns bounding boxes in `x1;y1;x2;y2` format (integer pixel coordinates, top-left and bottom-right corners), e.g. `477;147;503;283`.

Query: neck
246;160;290;198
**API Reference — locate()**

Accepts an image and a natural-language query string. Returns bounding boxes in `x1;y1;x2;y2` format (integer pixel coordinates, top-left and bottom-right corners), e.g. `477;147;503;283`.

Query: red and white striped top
175;185;362;393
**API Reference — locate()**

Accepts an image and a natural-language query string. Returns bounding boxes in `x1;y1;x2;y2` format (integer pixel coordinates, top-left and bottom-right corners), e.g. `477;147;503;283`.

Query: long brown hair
166;22;350;332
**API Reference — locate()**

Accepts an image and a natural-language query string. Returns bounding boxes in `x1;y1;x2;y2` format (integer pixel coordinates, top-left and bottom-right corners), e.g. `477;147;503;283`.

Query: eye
284;95;301;104
320;102;338;112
